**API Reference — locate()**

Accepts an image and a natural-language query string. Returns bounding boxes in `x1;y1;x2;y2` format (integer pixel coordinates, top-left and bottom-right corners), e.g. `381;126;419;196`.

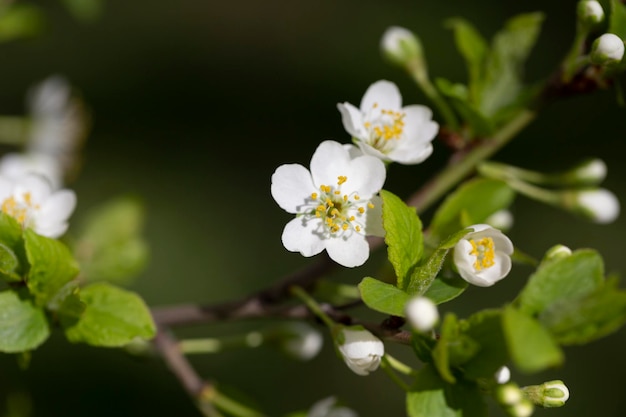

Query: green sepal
358;277;409;317
381;190;424;289
502;305;564;373
24;229;80;306
0;289;49;353
62;282;156;347
517;249;604;316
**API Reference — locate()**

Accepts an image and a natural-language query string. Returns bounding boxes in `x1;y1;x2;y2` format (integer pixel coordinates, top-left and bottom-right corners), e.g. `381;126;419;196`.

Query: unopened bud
485;210;514;231
405;296;439;332
590;33;625;65
572;188;620;224
570;158;607;185
335;326;384;376
577;1;604;26
507;398;535;417
380;26;423;68
496;383;523;406
523;380;570;408
543;244;572;262
494;366;511;384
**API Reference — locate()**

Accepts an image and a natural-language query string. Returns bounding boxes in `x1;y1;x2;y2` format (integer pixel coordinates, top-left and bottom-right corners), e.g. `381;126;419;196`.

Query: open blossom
0;174;76;238
335;327;384;376
337;80;438;165
453;224;514;287
271;140;386;268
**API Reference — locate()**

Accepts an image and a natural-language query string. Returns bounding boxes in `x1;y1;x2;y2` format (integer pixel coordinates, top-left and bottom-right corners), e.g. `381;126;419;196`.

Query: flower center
363;102;405;151
308;175;374;235
1;192;39;226
469;237;496;271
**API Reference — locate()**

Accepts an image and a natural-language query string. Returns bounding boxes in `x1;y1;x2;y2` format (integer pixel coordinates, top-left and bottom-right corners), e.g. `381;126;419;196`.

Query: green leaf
502;306;563;373
610;0;626;40
0;4;44;42
406;228;471;296
0;290;49;353
477;12;544;117
461;310;508;380
432;314;459;383
445;18;488;100
435;78;494;137
358;277;409;317
63;283;155;347
423;276;468;305
517;249;604;316
0;243;21;282
61;0;103;22
381;190;424;289
24;229;80;306
430;178;515;239
0;212;27;277
540;282;626;345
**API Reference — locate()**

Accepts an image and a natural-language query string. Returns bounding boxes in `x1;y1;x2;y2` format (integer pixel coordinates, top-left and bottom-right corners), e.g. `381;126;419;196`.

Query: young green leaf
461;310;508;380
517;249;604;316
435;78;495;137
0;290;49;353
358;277;409;317
0;243;21;282
430;178;514;239
445;18;488;100
610;0;626;40
24;229;80;306
63;282;155;347
502;306;564;373
423;276;468;305
432;314;459;383
381;190;424;288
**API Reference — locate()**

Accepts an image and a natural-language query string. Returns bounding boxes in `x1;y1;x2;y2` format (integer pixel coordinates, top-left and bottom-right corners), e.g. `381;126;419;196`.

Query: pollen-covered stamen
363;103;406;151
1;192;39;225
307;175;375;235
469;237;496;271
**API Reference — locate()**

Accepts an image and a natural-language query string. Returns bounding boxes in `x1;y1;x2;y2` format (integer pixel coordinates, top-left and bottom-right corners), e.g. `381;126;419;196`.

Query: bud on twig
590;33;625;65
405;296;439;332
380;26;424;68
523;380;570;408
577;0;604;27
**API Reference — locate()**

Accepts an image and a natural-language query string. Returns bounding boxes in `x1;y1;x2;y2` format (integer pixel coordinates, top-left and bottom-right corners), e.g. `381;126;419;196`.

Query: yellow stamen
469;237;496;271
368;202;375;209
337;176;347;185
311;193;318;200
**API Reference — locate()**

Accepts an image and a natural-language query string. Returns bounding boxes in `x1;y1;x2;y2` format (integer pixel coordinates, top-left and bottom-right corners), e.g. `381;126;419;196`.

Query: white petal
364;195;385;237
271;164;316;214
360;80;402;112
343;143;364;159
388;143;433;165
473;252;511;287
325;233;369;267
281;217;326;257
356;142;392;162
337;102;367;139
37;190;76;223
14;175;52;202
310;141;352;188
341;155;386;198
34;222;68;238
0;176;14;201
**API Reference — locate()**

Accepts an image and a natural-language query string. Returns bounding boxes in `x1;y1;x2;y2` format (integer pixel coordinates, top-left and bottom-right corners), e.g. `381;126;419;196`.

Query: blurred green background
0;0;624;416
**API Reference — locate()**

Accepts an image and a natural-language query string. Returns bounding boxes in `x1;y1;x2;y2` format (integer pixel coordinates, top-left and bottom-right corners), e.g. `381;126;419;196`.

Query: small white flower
0;152;63;190
335;327;384;376
380;26;422;67
307;397;358;417
494;366;511;384
453;224;514;287
575;189;620;223
337;80;438;165
578;1;604;25
485;209;514;231
279;322;324;361
590;33;625;65
271;140;386;268
0;174;76;238
405;296;439;332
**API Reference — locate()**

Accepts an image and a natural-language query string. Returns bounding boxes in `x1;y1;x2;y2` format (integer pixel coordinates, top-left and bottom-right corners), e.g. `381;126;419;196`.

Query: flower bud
496;383;523;406
590;33;625;65
507;398;535;417
573;188;620;224
307;396;358;417
335;326;384;376
380;26;423;68
276;322;323;361
523;380;570;408
571;158;606;185
543;244;572;262
494;366;511;384
405;296;439;332
485;210;514;231
577;1;604;26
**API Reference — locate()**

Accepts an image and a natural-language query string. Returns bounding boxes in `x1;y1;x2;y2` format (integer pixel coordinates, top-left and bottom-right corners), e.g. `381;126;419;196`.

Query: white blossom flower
335;327;384;376
494;366;511;384
380;26;422;67
405;296;439;332
337;80;438;165
590;33;625;65
0;174;76;238
0;152;63;190
271;140;386;268
575;189;620;223
307;397;358;417
453;224;514;287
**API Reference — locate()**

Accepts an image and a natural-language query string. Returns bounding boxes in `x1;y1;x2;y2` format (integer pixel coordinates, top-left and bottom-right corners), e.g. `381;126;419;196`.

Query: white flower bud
307;397;358;417
577;1;604;26
523;380;570;408
591;33;625;65
380;26;423;67
278;322;323;361
453;224;514;287
405;296;439;332
508;399;534;417
485;210;514;231
573;158;606;184
575;189;620;223
496;383;523;406
494;366;511;384
335;327;384;376
543;244;572;262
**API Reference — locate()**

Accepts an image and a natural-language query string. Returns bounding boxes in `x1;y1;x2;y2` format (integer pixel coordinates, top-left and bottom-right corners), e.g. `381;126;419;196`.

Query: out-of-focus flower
590;33;625;65
405;296;439;332
306;397;358;417
0;152;62;189
337;80;438;165
494;366;511;384
271;140;386;267
574;189;620;224
335;327;384;376
577;1;604;26
0;174;76;238
485;209;514;231
453;224;514;287
277;322;323;361
380;26;423;67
